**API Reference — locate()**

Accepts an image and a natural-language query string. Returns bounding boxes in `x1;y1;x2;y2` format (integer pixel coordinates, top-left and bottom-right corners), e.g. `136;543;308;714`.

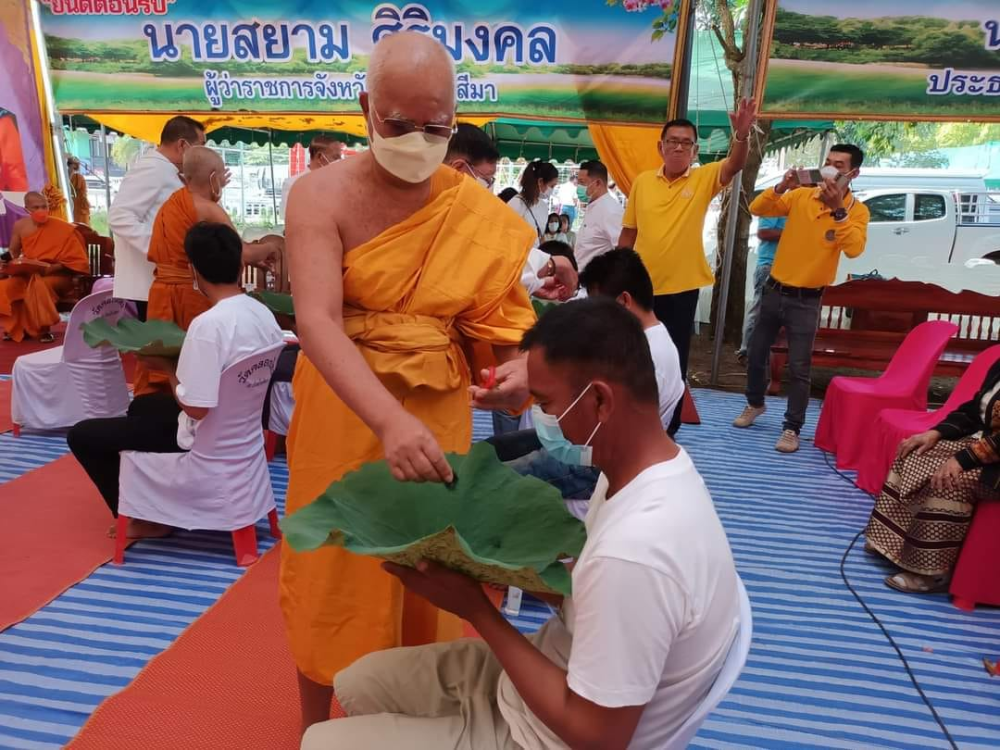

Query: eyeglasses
663;138;696;151
465;161;495;189
371;106;456;140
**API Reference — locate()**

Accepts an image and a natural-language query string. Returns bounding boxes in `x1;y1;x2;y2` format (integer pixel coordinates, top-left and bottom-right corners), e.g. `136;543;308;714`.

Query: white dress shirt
108;149;183;301
575;192;625;271
280;171;305;222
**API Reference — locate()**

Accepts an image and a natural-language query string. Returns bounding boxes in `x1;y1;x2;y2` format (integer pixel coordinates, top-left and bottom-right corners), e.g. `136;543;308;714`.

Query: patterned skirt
865;438;998;577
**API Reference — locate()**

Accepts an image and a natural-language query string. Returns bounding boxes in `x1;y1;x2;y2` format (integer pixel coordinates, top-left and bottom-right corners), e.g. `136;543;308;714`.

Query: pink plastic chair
815;320;958;471
854;345;1000;494
951;498;1000;611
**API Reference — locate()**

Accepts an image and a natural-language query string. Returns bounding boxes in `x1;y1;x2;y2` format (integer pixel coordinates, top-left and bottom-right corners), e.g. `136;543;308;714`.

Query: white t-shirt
575;192;625;272
497;452;740;749
645;323;684;432
511;195;550;239
556;182;577;208
174;294;284;448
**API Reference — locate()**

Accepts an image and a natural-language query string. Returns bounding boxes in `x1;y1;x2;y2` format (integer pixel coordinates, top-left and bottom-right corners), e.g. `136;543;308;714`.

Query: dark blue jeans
745;285;821;434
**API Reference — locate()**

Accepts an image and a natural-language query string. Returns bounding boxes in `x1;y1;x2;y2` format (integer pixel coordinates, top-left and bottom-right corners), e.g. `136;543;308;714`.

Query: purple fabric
0;198;27;248
0;13;46;189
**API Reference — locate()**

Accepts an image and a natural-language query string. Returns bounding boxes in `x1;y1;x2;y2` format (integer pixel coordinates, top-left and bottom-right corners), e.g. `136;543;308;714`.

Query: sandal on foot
884;571;949;594
39;333;55;344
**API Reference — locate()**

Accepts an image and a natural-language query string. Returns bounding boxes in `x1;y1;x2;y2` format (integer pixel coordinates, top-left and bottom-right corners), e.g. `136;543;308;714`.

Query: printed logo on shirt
681;188;694;199
824;229;836;242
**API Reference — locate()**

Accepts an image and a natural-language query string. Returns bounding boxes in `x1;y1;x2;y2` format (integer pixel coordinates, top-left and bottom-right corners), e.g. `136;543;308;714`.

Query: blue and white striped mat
1;390;999;749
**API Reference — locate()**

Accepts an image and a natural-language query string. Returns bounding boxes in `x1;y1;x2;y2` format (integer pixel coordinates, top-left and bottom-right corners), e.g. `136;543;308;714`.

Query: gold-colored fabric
279;167;537;684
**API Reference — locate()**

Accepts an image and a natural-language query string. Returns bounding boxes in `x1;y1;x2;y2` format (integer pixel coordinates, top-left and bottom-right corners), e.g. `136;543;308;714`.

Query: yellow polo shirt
623;161;725;296
750;187;869;289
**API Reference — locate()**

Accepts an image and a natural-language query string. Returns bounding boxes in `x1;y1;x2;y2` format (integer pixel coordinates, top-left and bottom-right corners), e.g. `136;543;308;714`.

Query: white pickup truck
838;189;1000;284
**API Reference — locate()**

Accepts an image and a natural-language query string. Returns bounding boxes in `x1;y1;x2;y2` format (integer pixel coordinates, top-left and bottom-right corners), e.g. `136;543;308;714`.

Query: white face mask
369;121;449;184
541;187;553;200
548;222;560;233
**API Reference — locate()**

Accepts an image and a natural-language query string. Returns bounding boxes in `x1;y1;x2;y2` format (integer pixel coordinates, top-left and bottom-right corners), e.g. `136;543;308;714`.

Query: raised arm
720;98;756;187
286;177;453;484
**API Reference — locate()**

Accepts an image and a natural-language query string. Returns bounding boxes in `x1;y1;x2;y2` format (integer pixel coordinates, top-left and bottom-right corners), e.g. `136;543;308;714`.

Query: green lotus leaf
82;317;186;357
252;290;294;318
532;299;559;319
281;441;586;596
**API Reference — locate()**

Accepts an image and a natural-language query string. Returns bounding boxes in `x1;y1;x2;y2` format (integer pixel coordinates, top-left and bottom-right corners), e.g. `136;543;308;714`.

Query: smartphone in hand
794;169;824;186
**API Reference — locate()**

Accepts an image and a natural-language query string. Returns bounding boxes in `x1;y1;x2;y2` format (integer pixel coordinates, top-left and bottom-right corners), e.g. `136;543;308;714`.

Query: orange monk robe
0;219;88;341
279;167;538;684
133;188;209;396
0;114;27;192
70;172;91;226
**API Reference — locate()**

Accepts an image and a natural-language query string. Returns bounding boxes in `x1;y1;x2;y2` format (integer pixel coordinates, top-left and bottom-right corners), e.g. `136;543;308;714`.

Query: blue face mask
531;383;602;467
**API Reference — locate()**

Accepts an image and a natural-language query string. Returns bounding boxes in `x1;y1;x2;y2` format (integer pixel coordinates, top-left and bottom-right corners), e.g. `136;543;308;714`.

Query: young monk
0;191;88;342
134;145;279;396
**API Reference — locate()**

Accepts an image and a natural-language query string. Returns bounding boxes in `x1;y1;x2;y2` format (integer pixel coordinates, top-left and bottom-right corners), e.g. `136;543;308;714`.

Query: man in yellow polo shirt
733;144;869;453
618;98;756;435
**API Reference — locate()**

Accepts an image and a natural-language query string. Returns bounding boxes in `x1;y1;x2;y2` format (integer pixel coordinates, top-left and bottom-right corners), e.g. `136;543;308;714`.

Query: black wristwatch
832;207;847;221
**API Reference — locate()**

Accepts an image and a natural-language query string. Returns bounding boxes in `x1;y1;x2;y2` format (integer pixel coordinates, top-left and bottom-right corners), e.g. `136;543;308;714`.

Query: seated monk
0;191;89;342
135;145;280;395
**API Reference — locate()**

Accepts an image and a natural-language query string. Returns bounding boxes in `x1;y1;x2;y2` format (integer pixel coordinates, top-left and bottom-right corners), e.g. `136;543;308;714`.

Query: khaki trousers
301;638;522;750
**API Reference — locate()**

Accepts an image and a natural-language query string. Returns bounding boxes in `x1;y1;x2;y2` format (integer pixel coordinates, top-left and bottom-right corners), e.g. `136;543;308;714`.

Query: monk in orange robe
0;110;27;192
68;157;91;226
0;191;88;342
281;32;538;733
135;146;280;395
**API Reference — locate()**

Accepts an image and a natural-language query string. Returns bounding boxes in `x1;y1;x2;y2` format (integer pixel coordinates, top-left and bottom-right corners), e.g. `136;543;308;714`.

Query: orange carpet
0;380;11;433
0;322;65;374
67;545;341;750
0;455;121;630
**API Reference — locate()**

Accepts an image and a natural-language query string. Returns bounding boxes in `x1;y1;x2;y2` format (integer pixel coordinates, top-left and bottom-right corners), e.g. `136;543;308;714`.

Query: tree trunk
709;119;773;345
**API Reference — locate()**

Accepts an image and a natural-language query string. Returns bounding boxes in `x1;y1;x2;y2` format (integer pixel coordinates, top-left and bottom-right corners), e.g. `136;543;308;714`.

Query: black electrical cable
822;450;959;750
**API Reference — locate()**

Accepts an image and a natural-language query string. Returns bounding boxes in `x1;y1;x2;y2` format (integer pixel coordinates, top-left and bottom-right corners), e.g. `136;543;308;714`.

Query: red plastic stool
950;498;1000;611
114;509;282;568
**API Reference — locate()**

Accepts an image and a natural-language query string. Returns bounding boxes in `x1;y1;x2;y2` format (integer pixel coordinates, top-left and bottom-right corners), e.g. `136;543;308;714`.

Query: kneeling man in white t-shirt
302;297;740;750
134;221;283;536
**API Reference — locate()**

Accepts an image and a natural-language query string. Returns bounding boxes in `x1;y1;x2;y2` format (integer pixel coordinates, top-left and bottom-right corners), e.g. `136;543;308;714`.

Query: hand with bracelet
533;254;578;301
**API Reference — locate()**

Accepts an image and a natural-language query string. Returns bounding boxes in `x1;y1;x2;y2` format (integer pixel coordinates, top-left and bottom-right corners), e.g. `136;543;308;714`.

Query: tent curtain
587;124;662;195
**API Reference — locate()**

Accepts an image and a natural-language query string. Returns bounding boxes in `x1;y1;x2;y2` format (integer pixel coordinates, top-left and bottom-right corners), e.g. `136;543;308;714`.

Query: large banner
759;0;1000;120
1;3;47;191
39;0;689;124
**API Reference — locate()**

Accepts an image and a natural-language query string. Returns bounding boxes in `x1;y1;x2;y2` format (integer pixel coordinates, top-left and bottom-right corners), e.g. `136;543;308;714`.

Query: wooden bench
768;278;1000;395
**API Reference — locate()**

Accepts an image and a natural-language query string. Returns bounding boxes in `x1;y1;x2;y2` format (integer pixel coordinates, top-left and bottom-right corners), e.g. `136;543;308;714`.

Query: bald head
366;32;455;118
24;192;47;211
182;146;224;187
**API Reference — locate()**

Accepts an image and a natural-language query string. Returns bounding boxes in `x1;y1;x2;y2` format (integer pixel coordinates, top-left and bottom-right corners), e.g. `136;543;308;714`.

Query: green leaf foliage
252;290;295;318
281;442;587;596
82;317;186;357
531;299;559;319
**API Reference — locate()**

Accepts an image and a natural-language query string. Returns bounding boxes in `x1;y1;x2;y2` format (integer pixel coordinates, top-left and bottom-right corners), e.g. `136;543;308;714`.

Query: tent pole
709;0;765;386
267;130;278;225
100;125;112;214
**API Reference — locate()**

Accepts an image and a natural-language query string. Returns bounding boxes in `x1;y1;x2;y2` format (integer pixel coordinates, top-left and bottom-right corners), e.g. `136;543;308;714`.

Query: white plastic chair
11;290;132;433
663;576;753;749
114;343;285;567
